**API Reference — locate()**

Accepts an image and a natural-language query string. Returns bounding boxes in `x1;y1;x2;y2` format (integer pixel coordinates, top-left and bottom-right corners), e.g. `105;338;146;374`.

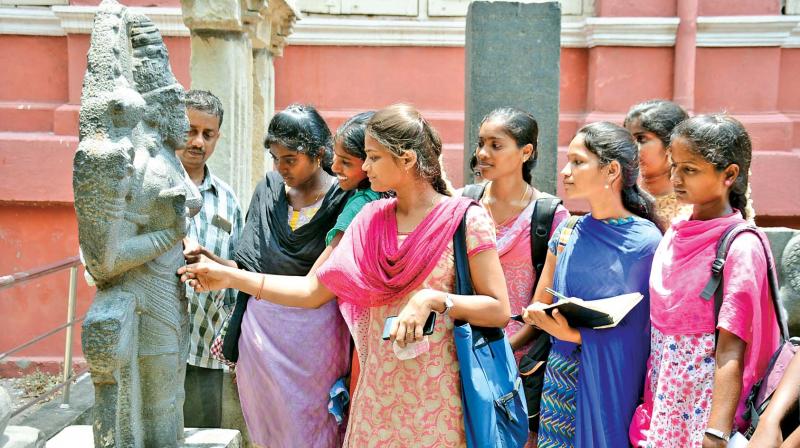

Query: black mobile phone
382;312;437;341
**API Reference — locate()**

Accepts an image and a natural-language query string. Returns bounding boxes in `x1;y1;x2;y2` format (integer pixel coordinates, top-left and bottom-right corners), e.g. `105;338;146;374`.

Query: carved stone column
181;0;297;207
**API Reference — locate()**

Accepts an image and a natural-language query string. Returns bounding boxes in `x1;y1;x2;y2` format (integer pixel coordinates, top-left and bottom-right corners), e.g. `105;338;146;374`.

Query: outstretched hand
177;260;231;292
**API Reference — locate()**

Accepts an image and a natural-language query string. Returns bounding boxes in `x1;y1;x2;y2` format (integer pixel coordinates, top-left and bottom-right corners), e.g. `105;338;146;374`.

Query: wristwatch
704;428;730;442
442;293;454;316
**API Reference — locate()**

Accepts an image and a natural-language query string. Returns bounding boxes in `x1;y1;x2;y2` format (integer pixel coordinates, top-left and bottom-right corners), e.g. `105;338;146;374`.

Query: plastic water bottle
392;337;430;360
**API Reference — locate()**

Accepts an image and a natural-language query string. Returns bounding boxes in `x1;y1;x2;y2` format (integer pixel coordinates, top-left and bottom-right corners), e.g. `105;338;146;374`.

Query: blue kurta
538;214;661;448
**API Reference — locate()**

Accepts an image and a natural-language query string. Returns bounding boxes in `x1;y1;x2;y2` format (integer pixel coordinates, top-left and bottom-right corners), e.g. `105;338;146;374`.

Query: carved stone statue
73;1;201;446
780;233;800;336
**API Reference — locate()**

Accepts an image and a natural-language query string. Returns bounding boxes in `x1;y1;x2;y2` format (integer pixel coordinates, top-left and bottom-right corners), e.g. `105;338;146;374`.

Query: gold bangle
256;275;265;300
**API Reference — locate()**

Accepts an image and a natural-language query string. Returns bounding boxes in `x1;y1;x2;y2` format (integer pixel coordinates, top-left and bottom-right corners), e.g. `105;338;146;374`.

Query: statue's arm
105;227;184;275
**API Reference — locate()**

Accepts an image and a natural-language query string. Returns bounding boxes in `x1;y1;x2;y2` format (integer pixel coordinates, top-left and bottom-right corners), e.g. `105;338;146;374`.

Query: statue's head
129;14;188;150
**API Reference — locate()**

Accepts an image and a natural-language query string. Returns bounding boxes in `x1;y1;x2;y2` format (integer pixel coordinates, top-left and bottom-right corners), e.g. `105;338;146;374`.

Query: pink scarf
649;210;746;334
317;196;474;308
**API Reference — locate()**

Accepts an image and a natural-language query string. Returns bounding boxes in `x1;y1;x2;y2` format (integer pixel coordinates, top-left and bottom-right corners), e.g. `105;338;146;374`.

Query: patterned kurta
494;202;569;363
339;206;496;447
186;167;243;369
653;191;693;232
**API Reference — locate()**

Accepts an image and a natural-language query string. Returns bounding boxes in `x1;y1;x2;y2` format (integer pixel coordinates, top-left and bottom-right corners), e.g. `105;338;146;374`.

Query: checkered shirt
186;168;243;369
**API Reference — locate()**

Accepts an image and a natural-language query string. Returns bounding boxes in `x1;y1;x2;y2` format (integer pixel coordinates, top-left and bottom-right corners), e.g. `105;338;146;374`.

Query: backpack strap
462;183;487;202
699;223;789;344
530;194;563;290
556;216;580;256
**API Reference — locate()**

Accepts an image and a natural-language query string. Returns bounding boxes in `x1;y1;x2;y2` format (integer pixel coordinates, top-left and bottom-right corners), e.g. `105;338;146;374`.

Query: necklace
601;216;635;226
288;178;329;210
482;181;530;224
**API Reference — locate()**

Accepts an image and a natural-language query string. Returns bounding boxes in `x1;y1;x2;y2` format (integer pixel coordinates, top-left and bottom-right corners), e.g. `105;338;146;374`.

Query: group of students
176;99;796;448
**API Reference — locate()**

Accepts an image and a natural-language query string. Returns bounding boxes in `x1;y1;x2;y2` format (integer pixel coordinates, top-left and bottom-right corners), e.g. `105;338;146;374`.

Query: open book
540;288;644;329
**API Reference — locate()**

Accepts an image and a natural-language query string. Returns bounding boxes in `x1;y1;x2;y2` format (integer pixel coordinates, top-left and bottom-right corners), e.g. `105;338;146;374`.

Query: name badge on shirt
211;214;233;234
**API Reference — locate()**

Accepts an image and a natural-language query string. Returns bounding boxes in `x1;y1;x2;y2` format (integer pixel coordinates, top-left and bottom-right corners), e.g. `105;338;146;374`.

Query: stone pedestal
181;0;298;207
220;371;250;448
47;426;240;448
1;427;46;448
464;1;561;193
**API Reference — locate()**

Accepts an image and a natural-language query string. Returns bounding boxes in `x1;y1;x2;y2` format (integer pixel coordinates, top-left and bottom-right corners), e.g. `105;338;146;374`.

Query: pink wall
694;47;782;113
596;0;677;17
0;205;93;375
0;36;68;103
697;0;781;16
586;47;674;113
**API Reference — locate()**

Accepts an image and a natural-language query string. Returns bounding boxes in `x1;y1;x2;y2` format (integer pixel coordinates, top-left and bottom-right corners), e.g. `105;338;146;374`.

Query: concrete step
10;373;93;441
47;426;241;448
0;102;58;134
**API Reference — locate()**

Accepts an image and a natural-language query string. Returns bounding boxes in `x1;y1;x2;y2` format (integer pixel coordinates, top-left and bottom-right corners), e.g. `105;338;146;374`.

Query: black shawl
222;171;352;361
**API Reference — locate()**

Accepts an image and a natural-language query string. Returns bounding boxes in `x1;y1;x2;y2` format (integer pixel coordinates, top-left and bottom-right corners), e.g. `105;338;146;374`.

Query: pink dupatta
317;196;474;308
649;210;746;334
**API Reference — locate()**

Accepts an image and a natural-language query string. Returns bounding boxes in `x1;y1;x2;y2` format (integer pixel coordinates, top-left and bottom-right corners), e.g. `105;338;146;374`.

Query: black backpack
700;223;798;438
462;183;562;433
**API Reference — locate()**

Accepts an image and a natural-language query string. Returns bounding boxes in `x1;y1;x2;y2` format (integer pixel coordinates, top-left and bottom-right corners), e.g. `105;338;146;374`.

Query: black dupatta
222;171;352;361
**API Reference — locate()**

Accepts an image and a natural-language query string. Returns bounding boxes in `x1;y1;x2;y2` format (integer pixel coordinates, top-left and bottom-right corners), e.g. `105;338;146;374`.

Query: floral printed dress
644;328;715;448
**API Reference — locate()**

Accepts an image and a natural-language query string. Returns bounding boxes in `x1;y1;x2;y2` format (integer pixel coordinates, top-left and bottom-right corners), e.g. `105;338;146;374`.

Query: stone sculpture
73;1;201;446
780;233;800;336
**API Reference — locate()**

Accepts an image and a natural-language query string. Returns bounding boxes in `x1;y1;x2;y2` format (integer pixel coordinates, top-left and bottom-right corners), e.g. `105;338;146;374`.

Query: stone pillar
673;0;698;113
464;1;561;194
181;0;297;207
252;48;272;182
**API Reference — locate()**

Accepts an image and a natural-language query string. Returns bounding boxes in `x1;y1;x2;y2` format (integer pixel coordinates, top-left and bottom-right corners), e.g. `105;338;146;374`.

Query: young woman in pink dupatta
180;103;512;448
629;115;781;448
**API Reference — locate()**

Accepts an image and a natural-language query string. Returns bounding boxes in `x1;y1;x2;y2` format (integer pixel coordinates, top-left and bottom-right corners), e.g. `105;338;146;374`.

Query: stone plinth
464;1;561;193
1;426;46;448
46;426;240;448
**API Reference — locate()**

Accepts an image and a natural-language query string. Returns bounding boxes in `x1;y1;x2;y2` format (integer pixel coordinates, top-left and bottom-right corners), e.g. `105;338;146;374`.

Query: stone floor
46;426;241;448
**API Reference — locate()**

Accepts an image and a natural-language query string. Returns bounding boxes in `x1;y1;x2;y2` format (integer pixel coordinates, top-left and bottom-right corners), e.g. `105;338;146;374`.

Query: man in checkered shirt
177;90;243;428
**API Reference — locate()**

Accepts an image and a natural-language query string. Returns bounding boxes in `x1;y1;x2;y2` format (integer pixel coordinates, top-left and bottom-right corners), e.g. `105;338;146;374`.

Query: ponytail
622;184;656;223
320;147;334;176
431;175;451;196
521;158;534;184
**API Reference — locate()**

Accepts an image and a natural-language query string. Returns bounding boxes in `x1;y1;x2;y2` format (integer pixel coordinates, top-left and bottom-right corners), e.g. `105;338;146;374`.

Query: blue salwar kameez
538;214;661;448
